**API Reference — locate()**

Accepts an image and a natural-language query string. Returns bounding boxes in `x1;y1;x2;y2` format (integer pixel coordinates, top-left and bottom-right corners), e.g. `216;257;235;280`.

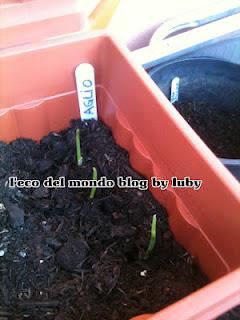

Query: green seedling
89;167;97;199
146;214;157;256
75;128;83;166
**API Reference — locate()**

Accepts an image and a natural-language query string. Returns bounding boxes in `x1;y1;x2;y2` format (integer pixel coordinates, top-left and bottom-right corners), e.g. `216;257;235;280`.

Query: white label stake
170;77;180;104
75;63;98;120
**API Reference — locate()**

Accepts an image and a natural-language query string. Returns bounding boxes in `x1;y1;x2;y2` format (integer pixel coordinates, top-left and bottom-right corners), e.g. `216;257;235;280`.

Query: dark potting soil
0;120;208;320
175;102;240;159
217;306;240;320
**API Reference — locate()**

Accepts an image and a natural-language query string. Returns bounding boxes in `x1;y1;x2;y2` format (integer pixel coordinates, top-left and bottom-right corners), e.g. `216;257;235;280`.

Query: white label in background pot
170;77;180;104
75;63;98;120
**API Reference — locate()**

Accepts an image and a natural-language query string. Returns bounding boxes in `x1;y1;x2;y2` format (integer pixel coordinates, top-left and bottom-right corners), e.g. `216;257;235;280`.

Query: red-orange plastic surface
0;0;86;49
0;32;240;319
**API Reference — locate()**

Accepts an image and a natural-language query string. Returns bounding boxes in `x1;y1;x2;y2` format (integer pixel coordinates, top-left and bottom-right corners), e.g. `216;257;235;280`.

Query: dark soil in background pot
174;101;240;159
0;120;208;320
148;58;240;159
218;306;240;320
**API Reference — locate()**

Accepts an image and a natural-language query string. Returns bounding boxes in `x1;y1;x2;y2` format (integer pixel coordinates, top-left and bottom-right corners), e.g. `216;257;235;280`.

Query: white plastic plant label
170;77;180;104
75;63;98;120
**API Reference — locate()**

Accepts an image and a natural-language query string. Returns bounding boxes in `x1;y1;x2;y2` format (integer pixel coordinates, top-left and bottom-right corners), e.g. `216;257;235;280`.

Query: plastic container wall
0;0;86;49
0;32;240;319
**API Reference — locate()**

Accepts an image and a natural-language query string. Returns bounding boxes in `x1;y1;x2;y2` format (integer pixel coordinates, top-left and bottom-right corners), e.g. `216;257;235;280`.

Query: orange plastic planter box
0;32;240;319
0;0;86;49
